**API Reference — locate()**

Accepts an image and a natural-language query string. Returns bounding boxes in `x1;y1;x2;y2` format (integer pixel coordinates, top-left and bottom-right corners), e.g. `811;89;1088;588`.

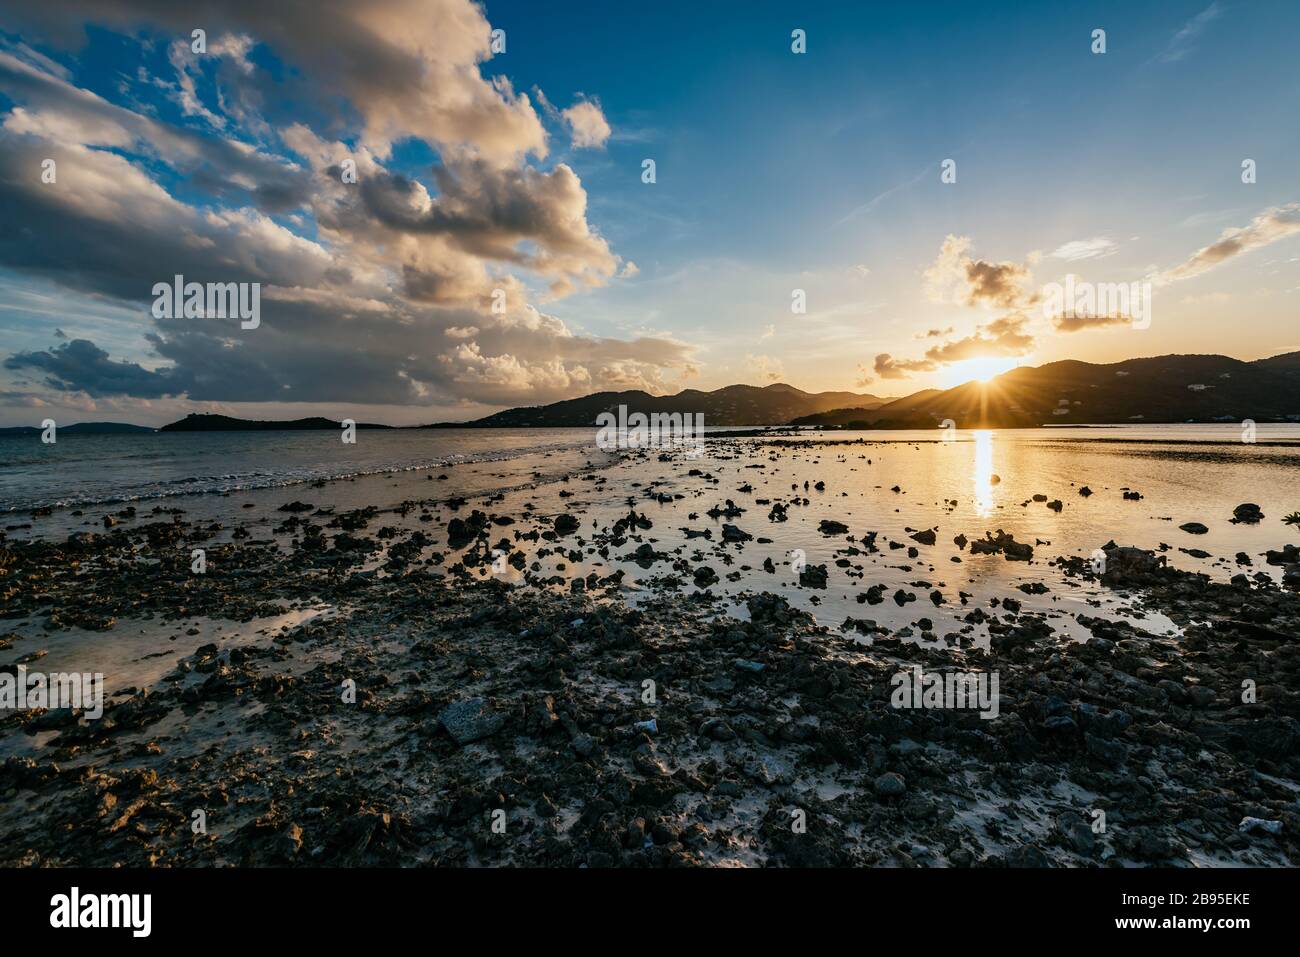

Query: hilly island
11;352;1298;434
450;352;1300;429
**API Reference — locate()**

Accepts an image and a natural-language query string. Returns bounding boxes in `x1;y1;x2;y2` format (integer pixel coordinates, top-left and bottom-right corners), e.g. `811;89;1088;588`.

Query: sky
0;0;1298;427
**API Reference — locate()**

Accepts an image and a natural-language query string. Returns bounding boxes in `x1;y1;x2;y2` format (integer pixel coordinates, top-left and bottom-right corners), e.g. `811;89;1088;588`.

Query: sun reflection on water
973;429;995;517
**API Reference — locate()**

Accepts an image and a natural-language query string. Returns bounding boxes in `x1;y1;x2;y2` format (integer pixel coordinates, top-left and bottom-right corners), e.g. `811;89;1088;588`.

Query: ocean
0;427;603;512
3;422;1297;515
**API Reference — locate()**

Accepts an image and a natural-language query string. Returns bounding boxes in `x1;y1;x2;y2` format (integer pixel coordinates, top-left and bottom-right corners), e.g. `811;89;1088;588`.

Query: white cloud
1157;204;1300;284
0;3;689;412
561;98;611;149
1049;237;1117;262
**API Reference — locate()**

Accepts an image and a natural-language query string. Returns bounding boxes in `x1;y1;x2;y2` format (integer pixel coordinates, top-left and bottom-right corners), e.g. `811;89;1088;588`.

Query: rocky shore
1;439;1297;867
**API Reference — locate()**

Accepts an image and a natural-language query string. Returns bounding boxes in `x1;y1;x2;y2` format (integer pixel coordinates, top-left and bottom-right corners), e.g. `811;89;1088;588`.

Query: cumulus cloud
1;292;694;408
878;237;1040;381
5;339;178;397
0;47;309;211
0;0;682;412
0;134;338;303
1052;313;1132;333
2;0;548;162
921;315;1035;362
873;353;937;379
561;98;611;149
923;235;1037;310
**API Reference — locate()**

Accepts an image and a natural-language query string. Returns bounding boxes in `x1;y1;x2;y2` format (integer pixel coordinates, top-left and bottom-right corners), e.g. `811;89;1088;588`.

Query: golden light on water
973;428;995;517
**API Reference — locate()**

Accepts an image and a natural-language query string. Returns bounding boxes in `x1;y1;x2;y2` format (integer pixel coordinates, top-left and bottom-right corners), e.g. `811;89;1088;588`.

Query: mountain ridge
792;352;1300;428
421;382;894;428
0;421;156;437
158;414;393;432
5;352;1297;433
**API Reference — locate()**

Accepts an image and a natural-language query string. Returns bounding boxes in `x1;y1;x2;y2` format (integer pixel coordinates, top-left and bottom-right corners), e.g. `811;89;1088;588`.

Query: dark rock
700;718;736;741
721;524;752;543
438;697;507;745
1084;731;1128;766
1056;815;1096;856
799;564;829;588
873;772;906;797
1231;503;1264;524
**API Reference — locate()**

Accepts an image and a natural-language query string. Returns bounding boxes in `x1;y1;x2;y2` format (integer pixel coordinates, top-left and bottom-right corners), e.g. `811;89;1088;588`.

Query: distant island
0;421;156;437
159;414;393;432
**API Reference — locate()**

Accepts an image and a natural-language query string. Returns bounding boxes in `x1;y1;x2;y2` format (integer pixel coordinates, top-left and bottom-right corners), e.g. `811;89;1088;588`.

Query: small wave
2;438;608;512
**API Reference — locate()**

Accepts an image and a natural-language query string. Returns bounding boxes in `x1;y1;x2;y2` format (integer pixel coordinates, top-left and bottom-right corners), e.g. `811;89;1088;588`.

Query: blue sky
1;0;1298;425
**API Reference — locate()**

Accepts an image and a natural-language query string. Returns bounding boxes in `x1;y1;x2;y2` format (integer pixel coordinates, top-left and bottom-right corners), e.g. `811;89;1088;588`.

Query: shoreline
6;424;1298;518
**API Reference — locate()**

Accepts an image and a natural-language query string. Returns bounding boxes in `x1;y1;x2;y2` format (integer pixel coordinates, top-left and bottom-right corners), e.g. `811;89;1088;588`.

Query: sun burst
939;356;1027;389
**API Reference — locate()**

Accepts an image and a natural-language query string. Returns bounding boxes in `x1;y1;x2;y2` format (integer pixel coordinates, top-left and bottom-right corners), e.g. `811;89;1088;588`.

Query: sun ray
938;356;1027;389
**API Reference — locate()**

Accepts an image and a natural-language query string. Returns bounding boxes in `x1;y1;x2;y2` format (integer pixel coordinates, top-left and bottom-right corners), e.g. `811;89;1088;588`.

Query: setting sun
939;356;1027;388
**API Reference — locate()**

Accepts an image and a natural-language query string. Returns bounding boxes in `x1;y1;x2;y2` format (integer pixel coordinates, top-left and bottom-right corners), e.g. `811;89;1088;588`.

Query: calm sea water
3;423;1299;654
581;422;1300;641
0;427;602;511
2;423;1297;514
